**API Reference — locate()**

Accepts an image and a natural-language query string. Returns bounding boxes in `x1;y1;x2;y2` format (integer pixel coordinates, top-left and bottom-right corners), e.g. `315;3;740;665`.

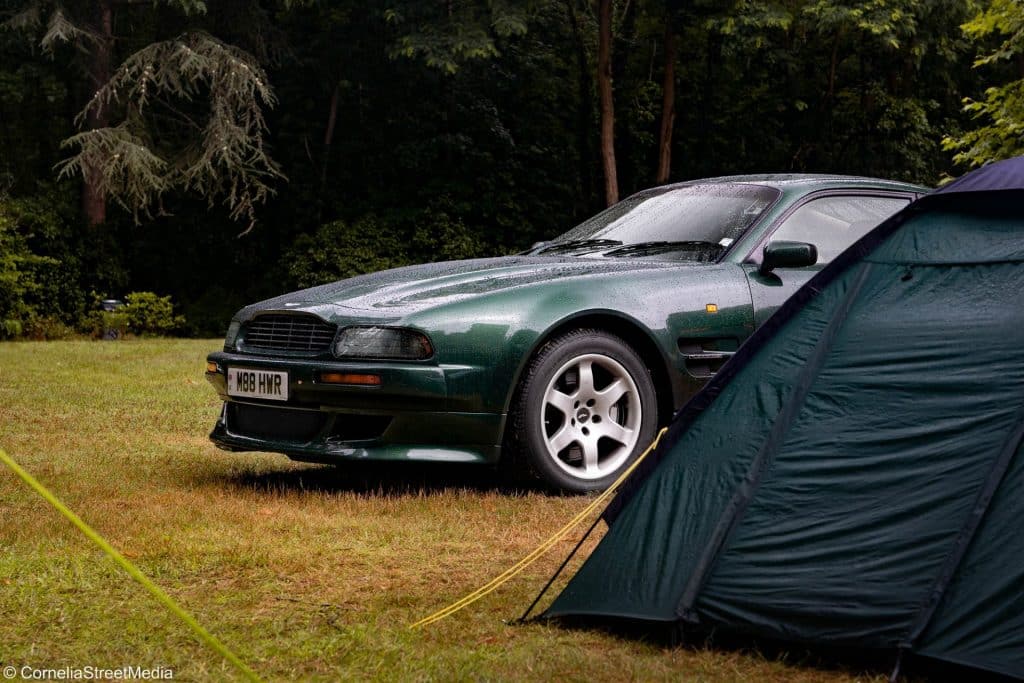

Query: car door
743;192;912;327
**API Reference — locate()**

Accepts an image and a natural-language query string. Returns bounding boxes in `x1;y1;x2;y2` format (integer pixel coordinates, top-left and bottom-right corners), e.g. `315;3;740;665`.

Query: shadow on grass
211;458;551;498
543;616;1016;682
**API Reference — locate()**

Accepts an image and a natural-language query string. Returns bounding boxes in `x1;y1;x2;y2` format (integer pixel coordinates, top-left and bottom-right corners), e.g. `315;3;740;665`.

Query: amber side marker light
206;361;219;373
319;372;382;386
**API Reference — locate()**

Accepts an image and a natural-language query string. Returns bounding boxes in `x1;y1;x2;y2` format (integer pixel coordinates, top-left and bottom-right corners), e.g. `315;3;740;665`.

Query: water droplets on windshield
544;183;779;261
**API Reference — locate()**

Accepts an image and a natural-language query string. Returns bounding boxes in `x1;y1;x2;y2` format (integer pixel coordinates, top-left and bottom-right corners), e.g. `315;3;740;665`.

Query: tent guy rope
409;427;667;629
0;446;263;683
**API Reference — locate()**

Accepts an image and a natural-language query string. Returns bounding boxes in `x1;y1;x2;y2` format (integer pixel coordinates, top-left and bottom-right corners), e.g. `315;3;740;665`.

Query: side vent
678;338;737;378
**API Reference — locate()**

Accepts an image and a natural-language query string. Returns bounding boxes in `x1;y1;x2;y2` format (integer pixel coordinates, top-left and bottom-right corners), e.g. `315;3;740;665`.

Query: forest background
2;0;1022;338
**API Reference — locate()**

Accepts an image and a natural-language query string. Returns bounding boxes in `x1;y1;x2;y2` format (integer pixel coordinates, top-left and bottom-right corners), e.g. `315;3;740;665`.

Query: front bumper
205;351;504;464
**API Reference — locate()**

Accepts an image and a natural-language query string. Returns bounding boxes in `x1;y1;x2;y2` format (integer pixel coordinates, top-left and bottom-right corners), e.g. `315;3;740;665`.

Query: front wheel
507;329;658;493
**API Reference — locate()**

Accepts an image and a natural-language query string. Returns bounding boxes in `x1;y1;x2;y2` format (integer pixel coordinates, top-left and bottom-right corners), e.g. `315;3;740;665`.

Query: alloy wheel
538;353;642;480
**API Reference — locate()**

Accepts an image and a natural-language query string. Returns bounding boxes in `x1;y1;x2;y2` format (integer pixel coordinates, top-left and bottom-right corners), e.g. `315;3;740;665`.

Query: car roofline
645;174;927;195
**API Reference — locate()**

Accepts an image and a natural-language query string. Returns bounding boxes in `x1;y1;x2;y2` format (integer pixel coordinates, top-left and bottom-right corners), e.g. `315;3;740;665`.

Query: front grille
243;314;337;352
329;414;392;442
227;403;327;442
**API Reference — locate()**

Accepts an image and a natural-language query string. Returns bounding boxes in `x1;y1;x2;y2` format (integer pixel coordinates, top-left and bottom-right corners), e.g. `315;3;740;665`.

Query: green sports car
205;174;924;491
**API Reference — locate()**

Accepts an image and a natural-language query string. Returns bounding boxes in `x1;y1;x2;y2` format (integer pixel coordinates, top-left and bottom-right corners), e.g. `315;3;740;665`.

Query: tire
507;329;658;493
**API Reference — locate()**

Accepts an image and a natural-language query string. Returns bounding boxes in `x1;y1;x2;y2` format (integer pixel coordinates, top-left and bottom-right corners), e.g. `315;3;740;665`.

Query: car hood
246;256;690;317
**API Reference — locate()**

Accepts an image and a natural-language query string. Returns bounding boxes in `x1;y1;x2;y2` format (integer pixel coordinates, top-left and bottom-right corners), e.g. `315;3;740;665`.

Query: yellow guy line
0;447;263;683
410;427;668;629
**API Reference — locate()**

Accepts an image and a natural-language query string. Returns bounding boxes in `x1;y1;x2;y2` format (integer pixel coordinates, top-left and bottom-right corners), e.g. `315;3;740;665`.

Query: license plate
227;367;289;401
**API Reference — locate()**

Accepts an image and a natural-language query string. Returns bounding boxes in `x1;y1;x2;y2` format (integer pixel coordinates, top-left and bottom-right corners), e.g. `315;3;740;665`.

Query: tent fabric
543;161;1024;680
932;155;1024;195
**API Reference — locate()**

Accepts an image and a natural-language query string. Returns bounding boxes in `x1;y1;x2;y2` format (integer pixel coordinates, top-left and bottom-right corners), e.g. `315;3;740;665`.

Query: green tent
542;158;1024;679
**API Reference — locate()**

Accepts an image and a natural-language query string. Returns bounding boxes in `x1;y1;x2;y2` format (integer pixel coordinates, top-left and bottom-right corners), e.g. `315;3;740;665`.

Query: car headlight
333;327;433;360
224;320;241;351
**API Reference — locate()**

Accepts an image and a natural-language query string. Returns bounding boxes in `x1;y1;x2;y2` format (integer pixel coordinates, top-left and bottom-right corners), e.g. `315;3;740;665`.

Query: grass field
0;340;886;682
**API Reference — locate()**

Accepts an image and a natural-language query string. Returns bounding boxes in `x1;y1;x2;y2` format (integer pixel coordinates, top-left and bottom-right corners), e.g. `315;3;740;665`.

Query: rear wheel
508;329;658;493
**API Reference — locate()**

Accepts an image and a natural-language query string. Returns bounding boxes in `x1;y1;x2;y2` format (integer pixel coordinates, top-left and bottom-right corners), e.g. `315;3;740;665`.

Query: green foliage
0;0;1002;341
123;291;186;336
0;186;130;339
284;205;488;290
385;0;530;74
58;31;284;231
802;0;919;49
285;215;408;289
408;202;487;263
0;30;71;195
21;314;76;340
180;285;242;338
80;291;185;339
0;219;47;338
708;1;793;49
671;0;971;182
944;0;1024;167
861;89;941;182
962;0;1024;66
81;305;127;340
0;194;67;338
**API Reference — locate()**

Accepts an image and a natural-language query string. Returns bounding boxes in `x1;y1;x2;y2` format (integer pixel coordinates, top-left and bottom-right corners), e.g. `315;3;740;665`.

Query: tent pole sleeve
901;403;1024;648
676;264;873;621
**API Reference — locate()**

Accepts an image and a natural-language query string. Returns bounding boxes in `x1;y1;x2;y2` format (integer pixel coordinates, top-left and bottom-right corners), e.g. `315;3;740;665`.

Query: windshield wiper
534;238;623;255
602;240;725;259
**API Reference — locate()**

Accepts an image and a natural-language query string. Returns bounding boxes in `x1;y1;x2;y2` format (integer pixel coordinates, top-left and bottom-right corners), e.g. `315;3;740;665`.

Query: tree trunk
698;34;720;173
597;0;618;206
563;0;596;216
82;0;113;227
317;83;341;224
656;14;676;184
826;29;841;103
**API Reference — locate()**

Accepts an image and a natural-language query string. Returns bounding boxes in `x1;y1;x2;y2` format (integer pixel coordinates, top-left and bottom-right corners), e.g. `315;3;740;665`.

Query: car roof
657;173;928;194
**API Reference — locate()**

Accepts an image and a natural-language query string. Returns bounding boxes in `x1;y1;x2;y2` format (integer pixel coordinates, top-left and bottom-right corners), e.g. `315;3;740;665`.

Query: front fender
401;263;755;419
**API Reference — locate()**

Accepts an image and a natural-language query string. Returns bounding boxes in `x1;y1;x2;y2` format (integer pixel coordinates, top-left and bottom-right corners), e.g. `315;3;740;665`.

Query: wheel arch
502;311;676;428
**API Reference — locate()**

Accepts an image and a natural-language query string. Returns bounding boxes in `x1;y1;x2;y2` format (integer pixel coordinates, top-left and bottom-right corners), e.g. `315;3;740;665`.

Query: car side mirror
759;240;817;275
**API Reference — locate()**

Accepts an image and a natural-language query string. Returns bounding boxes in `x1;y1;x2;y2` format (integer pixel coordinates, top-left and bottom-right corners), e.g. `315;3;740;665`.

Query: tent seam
603;204;921;524
900;403;1024;649
675;263;874;622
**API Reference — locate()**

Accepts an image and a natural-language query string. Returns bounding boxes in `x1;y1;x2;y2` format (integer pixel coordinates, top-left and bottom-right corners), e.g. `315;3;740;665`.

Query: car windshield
538;183;779;260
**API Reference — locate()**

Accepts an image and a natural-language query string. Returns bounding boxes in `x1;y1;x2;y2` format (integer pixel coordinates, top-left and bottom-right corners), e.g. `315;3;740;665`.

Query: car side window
766;195;910;264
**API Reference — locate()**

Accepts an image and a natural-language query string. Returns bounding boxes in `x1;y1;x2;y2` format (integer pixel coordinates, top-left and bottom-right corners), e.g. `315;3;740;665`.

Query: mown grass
1;340;886;682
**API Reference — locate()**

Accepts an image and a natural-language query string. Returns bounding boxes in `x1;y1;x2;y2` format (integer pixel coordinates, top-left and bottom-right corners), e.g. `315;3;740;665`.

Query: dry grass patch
0;340;885;681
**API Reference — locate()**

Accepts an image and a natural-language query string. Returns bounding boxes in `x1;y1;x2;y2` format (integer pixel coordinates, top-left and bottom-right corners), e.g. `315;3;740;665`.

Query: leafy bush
81;310;123;340
0;201;59;338
1;319;23;338
21;314;76;341
285;215;408;289
124;291;185;336
181;285;245;337
5;192;87;324
0;187;128;339
408;203;487;263
285;204;489;291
